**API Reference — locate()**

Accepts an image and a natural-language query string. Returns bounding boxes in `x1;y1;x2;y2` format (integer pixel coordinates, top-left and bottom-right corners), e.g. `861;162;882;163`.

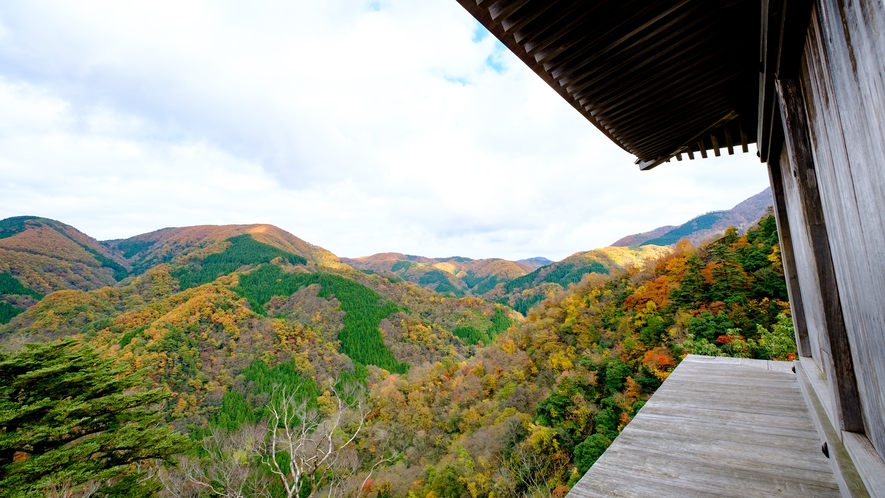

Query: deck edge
795;359;870;497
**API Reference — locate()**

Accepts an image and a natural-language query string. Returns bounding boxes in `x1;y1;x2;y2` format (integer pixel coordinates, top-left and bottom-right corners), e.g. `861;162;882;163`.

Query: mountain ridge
0;217;128;294
105;223;343;273
612;187;773;246
0;210;793;497
2;186;774;325
341;253;535;297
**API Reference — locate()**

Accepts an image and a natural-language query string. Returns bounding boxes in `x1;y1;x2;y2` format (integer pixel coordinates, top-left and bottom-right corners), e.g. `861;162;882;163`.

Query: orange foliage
716;334;744;345
642;346;675;371
623;275;670;310
624;376;641;401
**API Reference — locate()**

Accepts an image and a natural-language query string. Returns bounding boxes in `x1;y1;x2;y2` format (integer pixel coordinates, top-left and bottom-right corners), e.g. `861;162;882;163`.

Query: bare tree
44;480;101;498
499;443;558;498
156;458;203;498
262;382;367;498
159;425;269;498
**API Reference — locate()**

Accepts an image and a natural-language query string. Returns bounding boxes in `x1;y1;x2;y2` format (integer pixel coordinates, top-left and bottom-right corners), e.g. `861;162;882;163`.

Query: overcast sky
0;1;770;261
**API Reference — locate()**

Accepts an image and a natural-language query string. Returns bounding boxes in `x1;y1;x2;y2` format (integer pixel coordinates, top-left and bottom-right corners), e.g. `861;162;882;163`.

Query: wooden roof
457;0;761;170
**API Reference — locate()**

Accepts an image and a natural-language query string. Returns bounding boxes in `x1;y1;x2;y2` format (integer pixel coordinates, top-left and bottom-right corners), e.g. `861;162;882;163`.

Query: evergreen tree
0;339;190;497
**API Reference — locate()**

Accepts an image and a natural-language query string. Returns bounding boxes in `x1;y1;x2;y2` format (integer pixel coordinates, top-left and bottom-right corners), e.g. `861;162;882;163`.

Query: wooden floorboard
568;355;841;497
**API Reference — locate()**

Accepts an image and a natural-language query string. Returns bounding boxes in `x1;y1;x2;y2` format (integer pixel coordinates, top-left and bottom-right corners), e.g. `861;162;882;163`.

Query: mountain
487;245;672;313
105;223;342;274
0;216;132;324
359;214;793;496
0;213;793;497
1;217;516;369
346;189;774;307
341;253;535;297
517;256;554;269
611;187;773;247
609;225;676;247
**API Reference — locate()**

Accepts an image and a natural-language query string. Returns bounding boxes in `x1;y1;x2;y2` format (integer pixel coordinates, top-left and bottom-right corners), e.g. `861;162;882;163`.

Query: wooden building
457;0;885;495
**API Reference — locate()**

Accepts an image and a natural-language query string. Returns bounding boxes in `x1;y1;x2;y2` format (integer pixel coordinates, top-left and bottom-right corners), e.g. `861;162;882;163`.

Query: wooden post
775;78;864;433
767;156;812;357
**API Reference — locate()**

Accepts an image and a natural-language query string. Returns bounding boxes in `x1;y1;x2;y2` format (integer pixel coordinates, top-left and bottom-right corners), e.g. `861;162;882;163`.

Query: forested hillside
0;225;514;434
344;247;671;312
0;217;131;326
342;253;536;297
0;213;792;496
488;245;671;314
105;223;343;274
348;214;794;495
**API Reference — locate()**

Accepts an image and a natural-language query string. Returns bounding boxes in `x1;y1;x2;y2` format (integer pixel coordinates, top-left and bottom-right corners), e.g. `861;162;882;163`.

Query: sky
0;0;770;261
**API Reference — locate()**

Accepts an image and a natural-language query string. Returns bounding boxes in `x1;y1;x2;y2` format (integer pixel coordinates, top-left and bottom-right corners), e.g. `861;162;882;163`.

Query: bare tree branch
262;381;368;498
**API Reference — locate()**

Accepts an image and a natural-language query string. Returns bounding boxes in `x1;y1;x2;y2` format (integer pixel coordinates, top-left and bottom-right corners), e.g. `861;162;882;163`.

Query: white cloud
0;0;770;261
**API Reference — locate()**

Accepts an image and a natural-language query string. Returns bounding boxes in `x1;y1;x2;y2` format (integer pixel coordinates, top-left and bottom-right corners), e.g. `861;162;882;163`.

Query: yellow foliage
547;350;574;373
528;425;559;452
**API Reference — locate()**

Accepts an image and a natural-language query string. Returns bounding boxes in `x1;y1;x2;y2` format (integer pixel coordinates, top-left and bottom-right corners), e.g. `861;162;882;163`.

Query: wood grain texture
568;356;840;498
455;0;759;167
777;146;828;380
776;76;864;434
767;158;812;356
799;0;885;463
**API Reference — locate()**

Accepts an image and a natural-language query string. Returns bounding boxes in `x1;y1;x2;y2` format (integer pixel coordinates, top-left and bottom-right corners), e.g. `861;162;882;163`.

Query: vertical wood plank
724;127;735;155
778;147;826;376
775;78;863;433
800;0;885;461
767;156;812;357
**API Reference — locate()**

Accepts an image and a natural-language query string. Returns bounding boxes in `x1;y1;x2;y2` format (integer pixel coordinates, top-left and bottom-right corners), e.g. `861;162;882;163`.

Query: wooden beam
711;134;721;156
634;110;741;169
675;152;683;161
767;153;812;356
488;0;531;22
453;0;621;148
725;126;735;155
686;148;695;160
775;0;815;79
740;124;749;153
758;0;783;162
504;2;557;36
776;78;863;433
636;157;659;171
698;140;708;158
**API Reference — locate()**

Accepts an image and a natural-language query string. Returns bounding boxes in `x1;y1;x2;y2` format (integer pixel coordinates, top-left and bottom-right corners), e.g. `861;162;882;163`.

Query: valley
0;188;793;497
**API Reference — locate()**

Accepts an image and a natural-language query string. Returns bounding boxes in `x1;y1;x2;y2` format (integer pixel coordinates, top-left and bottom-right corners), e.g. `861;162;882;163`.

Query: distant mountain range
343;188;774;309
0;187;774;329
487;245;671;313
611;187;773;247
1;217;513;369
517;257;554;269
341;253;535;297
0;194;789;498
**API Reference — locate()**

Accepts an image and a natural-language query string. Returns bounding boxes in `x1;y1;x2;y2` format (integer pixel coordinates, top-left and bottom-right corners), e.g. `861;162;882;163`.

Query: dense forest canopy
0;213;793;496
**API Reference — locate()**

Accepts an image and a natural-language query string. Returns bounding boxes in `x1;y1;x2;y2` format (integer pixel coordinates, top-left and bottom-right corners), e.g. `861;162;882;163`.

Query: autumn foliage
0;215;794;496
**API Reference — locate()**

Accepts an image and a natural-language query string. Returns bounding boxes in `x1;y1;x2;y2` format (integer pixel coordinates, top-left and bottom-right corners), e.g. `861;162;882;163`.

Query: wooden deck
568;355;841;497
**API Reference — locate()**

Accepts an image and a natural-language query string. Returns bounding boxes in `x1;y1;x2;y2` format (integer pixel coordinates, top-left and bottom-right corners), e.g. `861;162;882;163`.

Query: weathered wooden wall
774;147;827;374
793;0;885;463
